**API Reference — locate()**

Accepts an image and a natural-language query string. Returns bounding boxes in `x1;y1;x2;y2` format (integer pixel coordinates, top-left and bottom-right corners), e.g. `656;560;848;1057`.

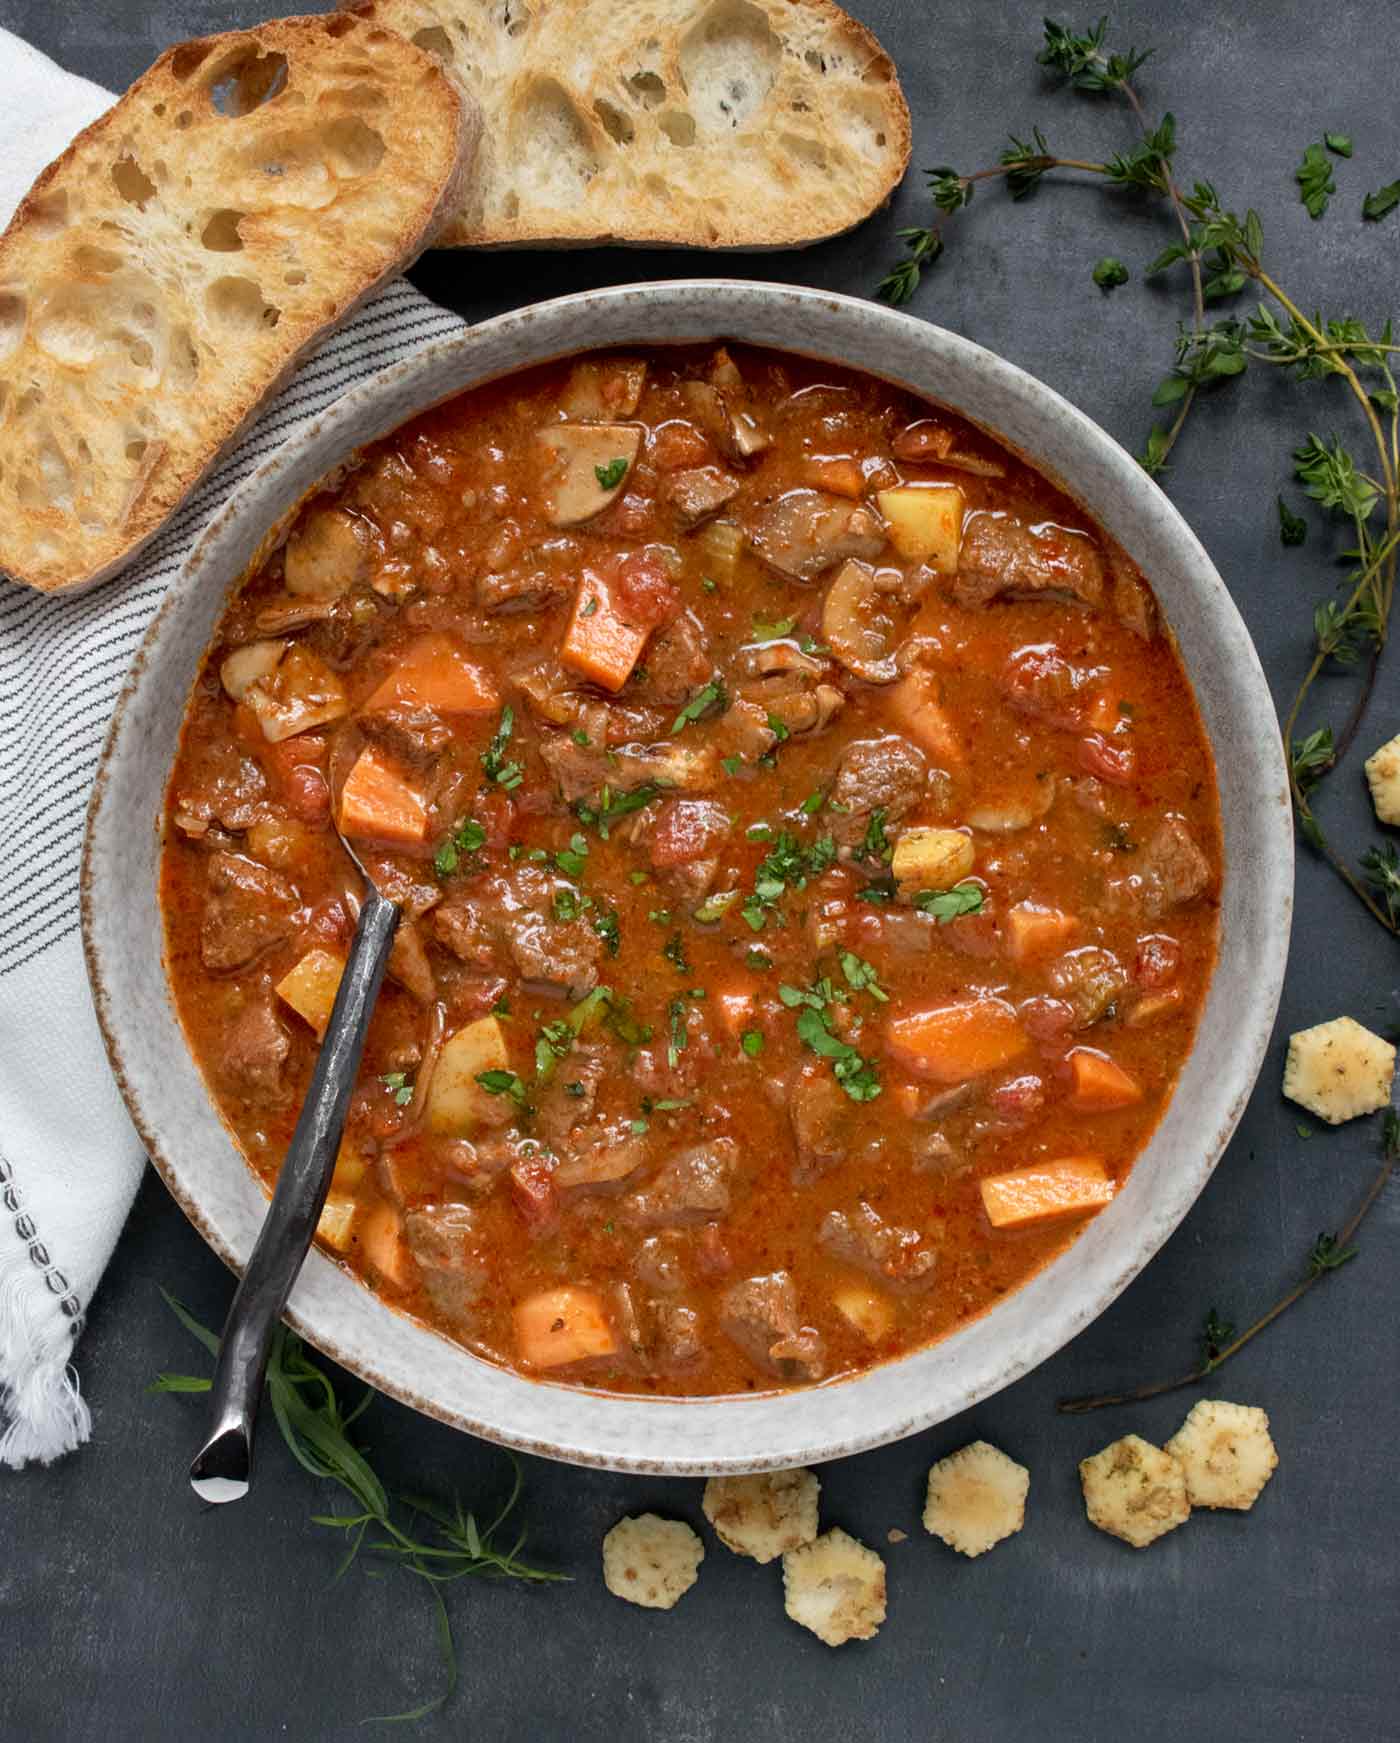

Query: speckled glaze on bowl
82;281;1292;1475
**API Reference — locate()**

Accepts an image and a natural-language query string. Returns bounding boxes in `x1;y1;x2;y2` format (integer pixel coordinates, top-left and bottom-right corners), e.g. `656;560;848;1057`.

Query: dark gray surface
2;3;1398;1739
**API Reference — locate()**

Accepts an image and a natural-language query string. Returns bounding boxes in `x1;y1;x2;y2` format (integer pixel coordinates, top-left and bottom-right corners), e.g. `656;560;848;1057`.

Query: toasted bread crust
0;12;474;593
344;0;909;251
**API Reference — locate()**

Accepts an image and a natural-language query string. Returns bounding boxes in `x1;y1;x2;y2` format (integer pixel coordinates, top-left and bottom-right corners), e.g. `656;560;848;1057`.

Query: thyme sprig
879;15;1399;936
152;1292;564;1720
1058;1111;1398;1414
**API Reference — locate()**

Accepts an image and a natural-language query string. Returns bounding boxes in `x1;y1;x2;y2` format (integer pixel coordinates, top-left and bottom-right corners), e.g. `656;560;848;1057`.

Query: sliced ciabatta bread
343;0;909;249
0;13;475;593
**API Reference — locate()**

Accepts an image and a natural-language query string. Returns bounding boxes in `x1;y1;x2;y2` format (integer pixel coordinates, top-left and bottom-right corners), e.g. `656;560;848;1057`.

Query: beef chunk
535;1045;606;1151
637;798;732;905
504;908;601;999
626;1139;738;1226
664;465;742;529
172;742;268;836
1049;946;1130;1028
552;1132;649;1195
221;991;290;1099
828;735;928;849
358;703;453;770
650;1300;702;1368
475;563;571;615
999;644;1092;730
1109;546;1157;640
403;1204;487;1329
537;731;718;802
200;851;298;971
789;1067;861;1183
720;1272;826;1382
629;609;715;708
820;1203;937;1292
1135;817;1211;914
954;512;1105;610
748;489;887;582
386;919;437;1005
432;898;498;969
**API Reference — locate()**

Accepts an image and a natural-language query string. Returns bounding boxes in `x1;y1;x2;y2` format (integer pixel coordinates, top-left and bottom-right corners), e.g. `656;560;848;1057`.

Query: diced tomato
892;419;956;462
601;492;660;540
652;420;713;469
989;1073;1046;1123
509;1156;559;1235
1019;995;1077;1044
613;550;680;629
262;738;331;824
1078;733;1137;785
304;895;352;950
1000;644;1087;730
476;788;515;853
1135;933;1181;988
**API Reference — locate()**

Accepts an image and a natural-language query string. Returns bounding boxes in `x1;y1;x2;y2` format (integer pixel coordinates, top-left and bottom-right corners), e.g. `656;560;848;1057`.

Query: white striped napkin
0;30;468;1467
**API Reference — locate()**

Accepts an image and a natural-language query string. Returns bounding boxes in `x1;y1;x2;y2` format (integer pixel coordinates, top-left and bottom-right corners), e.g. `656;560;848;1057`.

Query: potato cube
1079;1434;1190;1548
425;1016;510;1136
603;1515;703;1609
702;1468;820;1564
876;484;965;572
514;1286;617;1368
1283;1015;1396;1125
1164;1400;1278;1511
891;826;974;894
275;948;346;1039
830;1282;895;1343
1364;731;1400;824
316;1193;357;1252
923;1440;1029;1557
782;1528;887;1646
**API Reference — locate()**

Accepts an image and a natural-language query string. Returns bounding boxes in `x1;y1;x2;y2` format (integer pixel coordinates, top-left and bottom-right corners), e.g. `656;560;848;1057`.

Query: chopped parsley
800;789;825;815
648;908;674;925
855;883;896;904
742;831;837;932
751;614;798;643
490;994;511;1017
701;576;719;594
721;755;744;777
481;706;524;791
671;679;727;735
629;1117;650;1135
912;882;985;922
574;782;663;839
840;951;889;1003
782;982;881;1103
692;889;738;924
571;727;592;746
434;815;487;877
554;832;590;880
592;907;621;957
379;1070;414;1107
594;456;630;490
535;1020;575;1080
766;712;791;743
475;1068;528;1106
740;1029;764;1057
553;887;591;923
746;947;773;971
651;1097;693;1112
666;997;689;1069
854;806;893;867
579;595;600;618
662;931;691;973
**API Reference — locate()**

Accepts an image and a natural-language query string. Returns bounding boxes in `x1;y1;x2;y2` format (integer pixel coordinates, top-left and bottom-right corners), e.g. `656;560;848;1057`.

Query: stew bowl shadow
82;280;1292;1474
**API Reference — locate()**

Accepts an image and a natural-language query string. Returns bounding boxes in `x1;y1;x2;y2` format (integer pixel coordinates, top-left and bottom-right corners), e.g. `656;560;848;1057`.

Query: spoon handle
189;884;399;1503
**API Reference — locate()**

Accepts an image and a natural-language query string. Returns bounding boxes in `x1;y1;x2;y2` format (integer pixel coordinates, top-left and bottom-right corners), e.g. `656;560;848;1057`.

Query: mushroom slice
748;490;887;582
679;380;771;463
821;559;906;683
255;597;338;635
560;358;648;419
221;638;288;702
243;645;349;742
537;423;642;527
284;507;370;599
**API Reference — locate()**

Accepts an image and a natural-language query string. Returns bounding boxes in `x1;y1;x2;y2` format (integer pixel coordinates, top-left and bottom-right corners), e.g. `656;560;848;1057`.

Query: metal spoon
189;828;399;1504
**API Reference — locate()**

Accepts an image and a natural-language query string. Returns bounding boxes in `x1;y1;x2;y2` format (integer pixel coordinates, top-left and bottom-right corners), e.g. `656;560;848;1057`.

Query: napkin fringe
0;1268;90;1469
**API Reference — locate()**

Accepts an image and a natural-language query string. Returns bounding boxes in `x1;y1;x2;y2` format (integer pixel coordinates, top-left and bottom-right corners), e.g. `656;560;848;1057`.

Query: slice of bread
0;12;475;594
343;0;909;250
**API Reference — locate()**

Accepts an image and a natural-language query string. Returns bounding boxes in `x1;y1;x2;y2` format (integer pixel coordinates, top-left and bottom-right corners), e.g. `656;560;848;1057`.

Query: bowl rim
82;278;1292;1474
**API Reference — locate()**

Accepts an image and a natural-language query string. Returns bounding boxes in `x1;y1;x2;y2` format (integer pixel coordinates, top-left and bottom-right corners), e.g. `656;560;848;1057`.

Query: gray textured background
2;3;1398;1739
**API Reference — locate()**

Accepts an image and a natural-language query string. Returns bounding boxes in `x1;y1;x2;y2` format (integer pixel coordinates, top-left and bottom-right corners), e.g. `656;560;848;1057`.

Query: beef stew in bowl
160;341;1220;1399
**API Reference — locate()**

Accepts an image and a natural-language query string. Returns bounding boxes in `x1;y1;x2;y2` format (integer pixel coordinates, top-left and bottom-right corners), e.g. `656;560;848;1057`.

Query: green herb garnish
670;679;727;735
912;882;985;922
594;456;629;490
481;706;524;791
1092;256;1129;291
434;816;487;877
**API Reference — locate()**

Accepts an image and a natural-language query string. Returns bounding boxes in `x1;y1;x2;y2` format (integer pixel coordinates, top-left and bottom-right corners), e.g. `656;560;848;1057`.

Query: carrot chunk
338;746;428;845
514;1286;617;1369
886;997;1028;1085
885;667;965;767
559;567;651;692
980;1156;1115;1229
1005;902;1080;964
363;632;497;716
358;1200;412;1289
1067;1049;1144;1111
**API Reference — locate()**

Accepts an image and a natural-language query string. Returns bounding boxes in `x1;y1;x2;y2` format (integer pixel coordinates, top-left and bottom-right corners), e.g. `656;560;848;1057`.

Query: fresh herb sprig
880;15;1399;937
151;1292;563;1720
1058;1111;1399;1413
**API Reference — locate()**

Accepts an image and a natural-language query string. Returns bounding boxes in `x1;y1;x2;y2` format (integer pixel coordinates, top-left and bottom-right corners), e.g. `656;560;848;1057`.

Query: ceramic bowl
83;280;1291;1474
